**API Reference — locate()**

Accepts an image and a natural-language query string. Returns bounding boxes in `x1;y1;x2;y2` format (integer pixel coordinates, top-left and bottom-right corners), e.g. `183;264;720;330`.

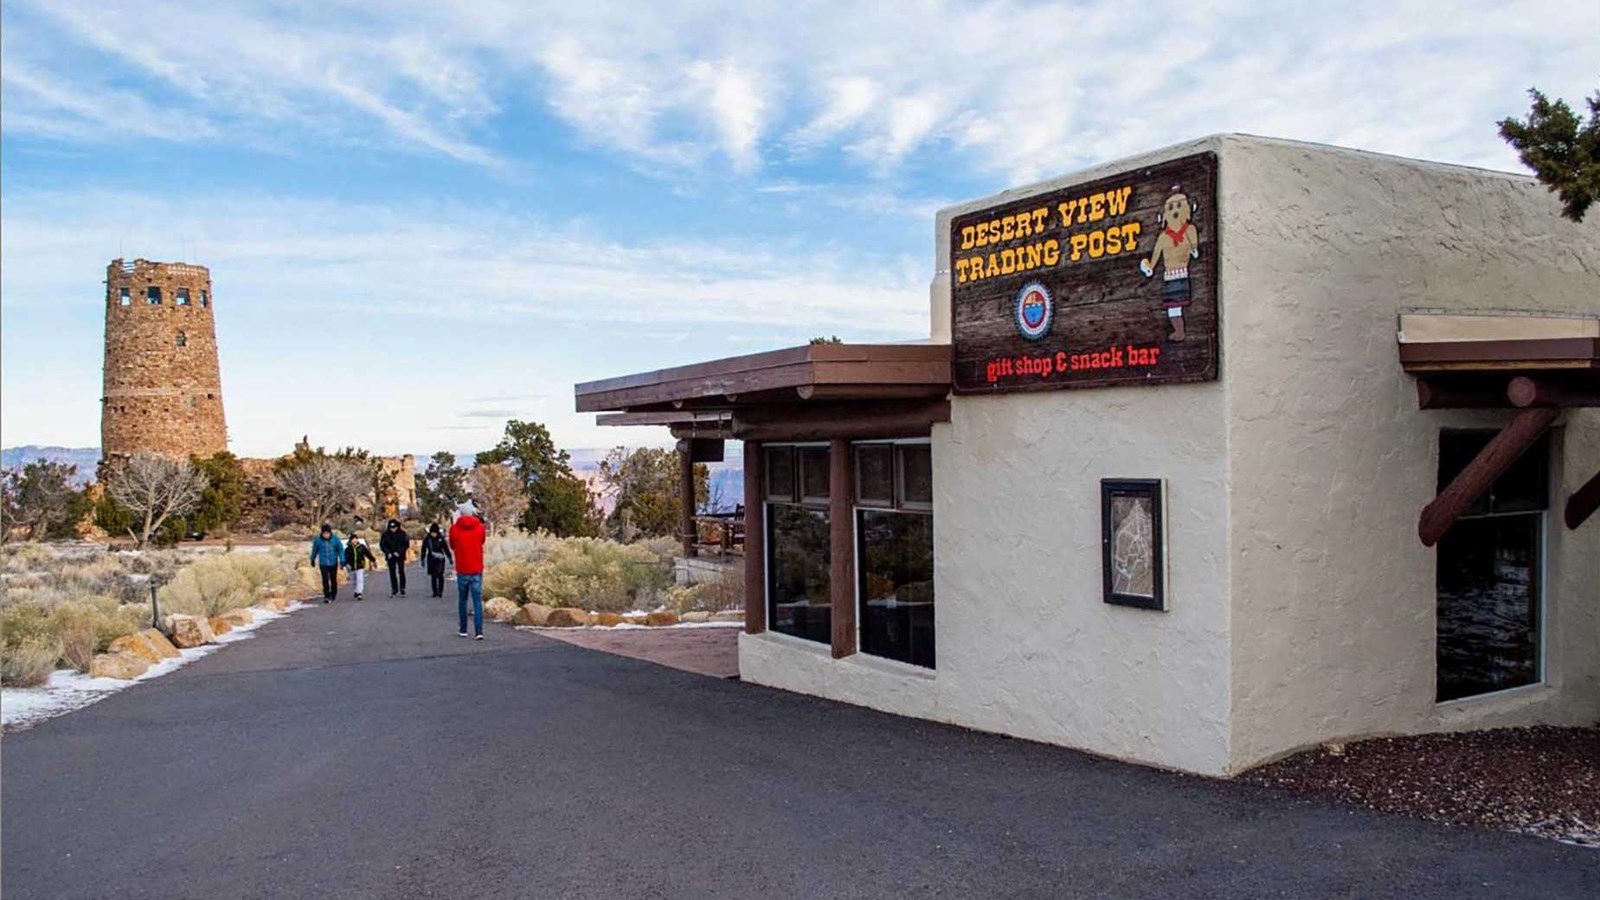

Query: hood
453;514;484;536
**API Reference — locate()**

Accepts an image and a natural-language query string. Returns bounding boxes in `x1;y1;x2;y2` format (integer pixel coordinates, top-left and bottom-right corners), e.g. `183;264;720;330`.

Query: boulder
167;615;216;649
90;651;150;680
140;628;181;659
257;595;289;612
645;611;680;627
512;603;553;627
220;609;255;627
708;611;744;623
680;611;711;624
208;617;234;636
544;607;592;628
108;632;164;665
485;597;521;623
593;612;626;627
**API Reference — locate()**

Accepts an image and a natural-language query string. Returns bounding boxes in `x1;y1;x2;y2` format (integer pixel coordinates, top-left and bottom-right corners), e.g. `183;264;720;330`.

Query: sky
2;0;1595;458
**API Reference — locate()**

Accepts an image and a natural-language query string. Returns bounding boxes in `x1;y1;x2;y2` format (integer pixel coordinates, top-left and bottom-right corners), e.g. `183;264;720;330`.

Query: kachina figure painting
1138;185;1200;341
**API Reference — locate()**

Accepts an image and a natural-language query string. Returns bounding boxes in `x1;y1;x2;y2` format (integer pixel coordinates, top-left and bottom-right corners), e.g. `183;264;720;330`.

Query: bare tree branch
105;454;207;548
469;463;527;534
275;457;371;527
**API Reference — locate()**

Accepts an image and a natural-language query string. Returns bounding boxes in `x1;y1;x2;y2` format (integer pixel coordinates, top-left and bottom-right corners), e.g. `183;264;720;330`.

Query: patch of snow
1;602;307;732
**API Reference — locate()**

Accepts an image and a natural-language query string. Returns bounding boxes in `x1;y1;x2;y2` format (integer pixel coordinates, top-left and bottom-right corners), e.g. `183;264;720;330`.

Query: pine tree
1499;87;1600;222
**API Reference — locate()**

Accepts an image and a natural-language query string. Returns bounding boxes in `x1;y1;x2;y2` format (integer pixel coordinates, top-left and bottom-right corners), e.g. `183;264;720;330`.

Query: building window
855;442;935;668
765;444;831;644
1436;430;1549;702
200;290;209;308
176;331;188;348
176;288;191;306
146;286;162;305
118;287;131;306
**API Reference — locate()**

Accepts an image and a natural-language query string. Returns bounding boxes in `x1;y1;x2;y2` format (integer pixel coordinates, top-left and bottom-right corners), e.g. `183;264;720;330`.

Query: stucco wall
1218;136;1600;769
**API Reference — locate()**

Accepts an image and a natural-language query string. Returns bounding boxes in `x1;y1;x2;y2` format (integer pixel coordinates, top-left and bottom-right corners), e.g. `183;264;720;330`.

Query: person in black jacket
343;531;377;601
418;522;453;598
379;519;411;597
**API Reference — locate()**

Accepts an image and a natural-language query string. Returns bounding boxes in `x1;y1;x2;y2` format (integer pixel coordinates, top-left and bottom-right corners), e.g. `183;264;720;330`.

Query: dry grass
0;543;310;685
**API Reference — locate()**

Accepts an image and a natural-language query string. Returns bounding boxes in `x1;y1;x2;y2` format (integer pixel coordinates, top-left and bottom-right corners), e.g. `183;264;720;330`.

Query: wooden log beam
829;438;856;659
1566;470;1600;530
1419;406;1560;546
1507;376;1600;408
676;439;696;559
743;441;766;634
1415;379;1509;410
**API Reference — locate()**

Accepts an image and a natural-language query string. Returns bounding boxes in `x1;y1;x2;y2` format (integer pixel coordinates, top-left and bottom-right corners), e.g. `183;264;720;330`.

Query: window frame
1100;478;1167;611
1434;429;1549;703
851;438;936;669
176;287;191;306
146;285;163;305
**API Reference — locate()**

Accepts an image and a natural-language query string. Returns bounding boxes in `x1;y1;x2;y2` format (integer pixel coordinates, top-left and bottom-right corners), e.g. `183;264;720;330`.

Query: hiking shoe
474;634;484;640
458;631;469;638
322;598;330;604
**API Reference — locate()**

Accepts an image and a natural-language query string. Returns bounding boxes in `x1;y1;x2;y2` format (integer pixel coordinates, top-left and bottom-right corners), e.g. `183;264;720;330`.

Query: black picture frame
1101;479;1166;610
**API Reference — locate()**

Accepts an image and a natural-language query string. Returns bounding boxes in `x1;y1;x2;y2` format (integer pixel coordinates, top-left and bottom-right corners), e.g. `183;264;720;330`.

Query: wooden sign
950;153;1218;394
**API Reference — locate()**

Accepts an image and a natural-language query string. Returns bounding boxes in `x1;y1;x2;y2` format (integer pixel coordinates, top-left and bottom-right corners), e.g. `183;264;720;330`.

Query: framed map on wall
1101;479;1166;611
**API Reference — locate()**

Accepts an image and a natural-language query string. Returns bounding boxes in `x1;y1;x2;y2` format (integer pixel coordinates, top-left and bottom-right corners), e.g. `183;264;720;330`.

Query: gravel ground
1242;726;1600;846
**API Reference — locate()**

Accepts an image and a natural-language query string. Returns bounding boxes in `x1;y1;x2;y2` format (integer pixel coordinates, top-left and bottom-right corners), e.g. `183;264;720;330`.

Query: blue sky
2;0;1595;457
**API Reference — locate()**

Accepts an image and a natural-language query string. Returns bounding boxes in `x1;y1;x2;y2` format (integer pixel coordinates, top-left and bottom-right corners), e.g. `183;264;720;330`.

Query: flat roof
575;343;951;414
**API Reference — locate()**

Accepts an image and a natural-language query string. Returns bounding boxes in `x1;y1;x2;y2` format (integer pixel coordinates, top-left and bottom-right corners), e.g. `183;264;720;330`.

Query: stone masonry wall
101;259;227;460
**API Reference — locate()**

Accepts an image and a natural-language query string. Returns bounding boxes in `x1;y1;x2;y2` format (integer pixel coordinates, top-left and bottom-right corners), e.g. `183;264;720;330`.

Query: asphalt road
3;568;1596;899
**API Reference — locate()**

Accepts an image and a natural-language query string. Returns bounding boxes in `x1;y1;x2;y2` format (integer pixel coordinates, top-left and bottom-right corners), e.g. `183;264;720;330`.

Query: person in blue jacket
310;523;345;603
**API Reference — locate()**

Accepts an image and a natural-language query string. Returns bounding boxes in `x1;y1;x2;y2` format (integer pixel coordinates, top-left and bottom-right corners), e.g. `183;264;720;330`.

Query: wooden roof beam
1418;406;1559;546
1565;470;1600;531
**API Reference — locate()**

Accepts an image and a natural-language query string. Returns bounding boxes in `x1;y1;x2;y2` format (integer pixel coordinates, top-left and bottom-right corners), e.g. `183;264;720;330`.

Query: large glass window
856;442;935;668
1436;430;1547;702
766;444;831;644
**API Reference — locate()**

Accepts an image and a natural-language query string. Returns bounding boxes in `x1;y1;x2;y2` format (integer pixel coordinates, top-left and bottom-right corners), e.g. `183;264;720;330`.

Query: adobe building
102;259;227;460
577;135;1598;776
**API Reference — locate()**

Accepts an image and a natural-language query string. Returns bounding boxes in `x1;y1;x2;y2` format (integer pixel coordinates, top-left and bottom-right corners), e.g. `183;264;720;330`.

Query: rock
708;611;744;623
208;617;235;636
484;597;521;623
593;612;626;627
108;632;164;665
220;609;254;627
140;628;180;659
544;607;592;628
645;611;680;627
168;615;216;649
89;652;150;680
680;611;711;624
512;603;553;627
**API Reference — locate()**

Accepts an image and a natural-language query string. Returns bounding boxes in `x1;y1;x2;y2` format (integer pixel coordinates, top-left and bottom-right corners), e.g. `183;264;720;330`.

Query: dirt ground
527;625;741;678
1242;725;1600;846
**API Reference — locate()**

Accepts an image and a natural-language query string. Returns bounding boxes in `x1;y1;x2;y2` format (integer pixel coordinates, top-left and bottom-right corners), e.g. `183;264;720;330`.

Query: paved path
3;569;1596;899
533;624;741;678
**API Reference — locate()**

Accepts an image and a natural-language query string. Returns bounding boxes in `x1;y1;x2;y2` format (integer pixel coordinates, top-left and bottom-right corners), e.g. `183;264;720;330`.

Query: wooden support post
676;439;696;559
1419;406;1560;546
743;441;766;634
1416;379;1508;410
1566;470;1600;530
829;439;856;659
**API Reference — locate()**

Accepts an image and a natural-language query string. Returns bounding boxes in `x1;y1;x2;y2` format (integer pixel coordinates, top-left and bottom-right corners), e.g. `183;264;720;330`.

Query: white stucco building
578;135;1599;776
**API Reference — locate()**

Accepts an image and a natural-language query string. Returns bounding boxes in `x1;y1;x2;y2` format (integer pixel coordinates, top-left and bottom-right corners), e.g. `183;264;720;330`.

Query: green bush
521;537;672;612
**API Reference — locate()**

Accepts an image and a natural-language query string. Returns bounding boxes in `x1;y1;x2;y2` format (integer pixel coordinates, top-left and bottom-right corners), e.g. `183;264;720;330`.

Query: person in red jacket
448;503;488;639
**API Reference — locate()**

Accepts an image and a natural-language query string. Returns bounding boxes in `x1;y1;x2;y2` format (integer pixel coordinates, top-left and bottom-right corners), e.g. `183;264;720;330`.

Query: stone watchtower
101;259;228;460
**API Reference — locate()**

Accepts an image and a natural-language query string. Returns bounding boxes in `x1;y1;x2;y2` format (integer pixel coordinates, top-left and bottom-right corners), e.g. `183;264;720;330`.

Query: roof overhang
1397;312;1600;542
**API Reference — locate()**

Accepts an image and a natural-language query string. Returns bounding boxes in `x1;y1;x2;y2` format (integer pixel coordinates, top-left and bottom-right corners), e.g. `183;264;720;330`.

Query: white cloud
7;1;1594;180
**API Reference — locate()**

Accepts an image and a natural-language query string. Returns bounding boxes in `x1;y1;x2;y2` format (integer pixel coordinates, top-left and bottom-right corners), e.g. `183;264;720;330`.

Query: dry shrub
2;636;61;687
522;537;672;612
484;529;560;568
0;542;57;575
51;606;101;673
484;559;536;603
158;549;305;616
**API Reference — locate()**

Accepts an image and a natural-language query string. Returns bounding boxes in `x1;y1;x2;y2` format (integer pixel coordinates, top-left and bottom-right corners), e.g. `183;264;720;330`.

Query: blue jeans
457;573;483;635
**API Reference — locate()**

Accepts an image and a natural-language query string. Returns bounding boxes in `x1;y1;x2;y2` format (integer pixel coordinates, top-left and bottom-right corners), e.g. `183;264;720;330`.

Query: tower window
146;286;163;305
200;290;209;308
176;331;188;348
118;287;131;306
177;288;191;306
